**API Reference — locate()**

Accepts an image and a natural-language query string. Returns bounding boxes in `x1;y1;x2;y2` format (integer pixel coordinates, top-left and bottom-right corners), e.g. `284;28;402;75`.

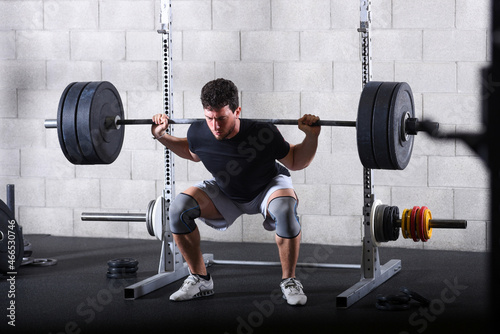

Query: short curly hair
200;78;239;112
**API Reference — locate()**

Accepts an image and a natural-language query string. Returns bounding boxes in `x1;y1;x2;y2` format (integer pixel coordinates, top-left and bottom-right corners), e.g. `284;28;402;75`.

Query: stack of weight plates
106;258;138;279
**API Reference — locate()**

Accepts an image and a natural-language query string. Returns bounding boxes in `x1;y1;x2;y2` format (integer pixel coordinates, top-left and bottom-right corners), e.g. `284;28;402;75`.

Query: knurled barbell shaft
44;117;357;129
395;219;467;229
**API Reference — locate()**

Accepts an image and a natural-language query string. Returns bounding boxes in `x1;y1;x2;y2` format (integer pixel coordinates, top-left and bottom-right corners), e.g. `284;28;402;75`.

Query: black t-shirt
187;119;291;202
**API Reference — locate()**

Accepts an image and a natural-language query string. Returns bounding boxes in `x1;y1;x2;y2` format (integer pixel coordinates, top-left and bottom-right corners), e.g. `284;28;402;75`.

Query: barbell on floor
370;200;467;245
81;197;467;244
44;81;439;170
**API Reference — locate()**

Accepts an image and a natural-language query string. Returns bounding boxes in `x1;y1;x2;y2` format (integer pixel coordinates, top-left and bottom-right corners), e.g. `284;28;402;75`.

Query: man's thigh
182;186;224;220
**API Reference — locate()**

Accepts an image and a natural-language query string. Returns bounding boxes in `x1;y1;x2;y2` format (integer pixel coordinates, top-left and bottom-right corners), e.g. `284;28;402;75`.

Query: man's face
204;105;241;140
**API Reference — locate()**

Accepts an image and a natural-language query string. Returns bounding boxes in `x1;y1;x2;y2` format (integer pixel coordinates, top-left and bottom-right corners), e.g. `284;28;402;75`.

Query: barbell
44;81;439;169
370;200;468;245
80;197;467;243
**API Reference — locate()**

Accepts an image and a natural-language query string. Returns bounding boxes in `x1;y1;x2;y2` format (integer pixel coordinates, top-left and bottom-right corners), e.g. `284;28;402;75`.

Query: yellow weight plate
424;208;433;240
401;209;409;239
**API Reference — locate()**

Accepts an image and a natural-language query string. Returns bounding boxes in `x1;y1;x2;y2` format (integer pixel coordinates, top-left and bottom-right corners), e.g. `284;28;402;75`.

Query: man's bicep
278;144;295;170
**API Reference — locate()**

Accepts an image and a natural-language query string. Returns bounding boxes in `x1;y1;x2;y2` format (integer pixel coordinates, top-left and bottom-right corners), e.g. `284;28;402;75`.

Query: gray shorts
193;174;295;231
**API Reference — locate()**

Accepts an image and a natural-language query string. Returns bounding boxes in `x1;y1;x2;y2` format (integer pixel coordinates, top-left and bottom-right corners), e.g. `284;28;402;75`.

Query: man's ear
235;107;242;118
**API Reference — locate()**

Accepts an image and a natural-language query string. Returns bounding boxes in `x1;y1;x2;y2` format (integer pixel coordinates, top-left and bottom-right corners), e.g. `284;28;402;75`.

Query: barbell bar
43;81;439;169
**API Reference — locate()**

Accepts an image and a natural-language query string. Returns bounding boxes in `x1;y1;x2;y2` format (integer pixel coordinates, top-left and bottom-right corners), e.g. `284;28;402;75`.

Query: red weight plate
410;206;419;242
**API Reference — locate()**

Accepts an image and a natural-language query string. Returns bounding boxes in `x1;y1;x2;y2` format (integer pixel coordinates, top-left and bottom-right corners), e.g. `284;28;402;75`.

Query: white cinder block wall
0;0;491;252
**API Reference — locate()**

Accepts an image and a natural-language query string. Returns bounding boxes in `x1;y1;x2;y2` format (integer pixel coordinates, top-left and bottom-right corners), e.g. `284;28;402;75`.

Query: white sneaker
170;274;214;301
280;278;307;306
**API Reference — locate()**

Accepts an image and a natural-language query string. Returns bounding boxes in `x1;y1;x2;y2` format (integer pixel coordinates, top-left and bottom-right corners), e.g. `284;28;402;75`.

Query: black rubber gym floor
1;235;490;334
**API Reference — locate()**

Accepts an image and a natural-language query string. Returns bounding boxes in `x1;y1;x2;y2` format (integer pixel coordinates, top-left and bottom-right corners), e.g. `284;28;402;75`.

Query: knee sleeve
169;193;200;234
267;196;301;239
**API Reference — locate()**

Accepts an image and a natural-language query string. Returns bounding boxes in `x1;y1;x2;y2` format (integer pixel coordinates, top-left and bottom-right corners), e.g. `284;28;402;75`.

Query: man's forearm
289;134;319;170
156;133;198;161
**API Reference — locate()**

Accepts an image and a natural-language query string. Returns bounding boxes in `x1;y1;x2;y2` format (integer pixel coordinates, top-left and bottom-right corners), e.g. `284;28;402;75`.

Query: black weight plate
357;81;383;169
0;201;24;274
372;82;399;170
382;206;393;242
57;82;76;163
391;206;400;241
388;82;415;170
59;82;89;164
108;266;139;274
106;272;137;279
107;258;139;268
77;81;124;164
374;204;387;243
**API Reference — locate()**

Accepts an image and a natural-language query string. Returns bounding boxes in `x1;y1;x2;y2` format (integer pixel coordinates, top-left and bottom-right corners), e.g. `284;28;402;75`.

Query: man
151;78;320;306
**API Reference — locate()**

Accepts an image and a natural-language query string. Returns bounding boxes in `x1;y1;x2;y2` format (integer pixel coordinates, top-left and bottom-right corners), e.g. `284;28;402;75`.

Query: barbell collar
395;219;467;229
81;212;146;222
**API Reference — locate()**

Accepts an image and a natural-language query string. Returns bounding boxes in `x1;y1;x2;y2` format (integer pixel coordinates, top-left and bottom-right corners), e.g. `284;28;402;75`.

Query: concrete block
17;89;63;120
47;178;100;208
454;188;490;221
74;218;129;239
395;62;456;93
305;153;363;185
423;93;483;126
373;155;428;187
0;60;45;90
456;124;485;156
122;124;156;152
370;0;393;29
1;119;44;150
101;179;156;210
424;30;487;62
294;184;330;215
371;62;396;82
21;148;74;178
242;31;299;61
428;156;488;188
331;0;359;29
100;0;155;30
330;185;363;216
183;31;240;61
393;0;455;29
0;90;17;118
199;217;243;242
331;127;359;155
44;0;98;30
333;62;363;92
102;61;158;91
71;31;125;61
372;30;423;61
301;92;360;122
391;187;454;219
272;0;331;30
47;61;102;90
171;0;212;31
172;62;215;91
19;207;74;236
126;32;162;61
242;214;275;243
240;92;300;120
0;150;20;176
456;0;491;30
424;220;486;251
0;177;46;208
126;90;163;119
0;1;43;30
213;0;271;31
187;160;212;182
128;221;156;240
301;215;362;246
301;31;359;62
132;150;165;181
457;61;491;93
76;151;132;180
412;124;455;157
274;62;333;92
216;63;274;92
0;31;15;60
16;31;69;60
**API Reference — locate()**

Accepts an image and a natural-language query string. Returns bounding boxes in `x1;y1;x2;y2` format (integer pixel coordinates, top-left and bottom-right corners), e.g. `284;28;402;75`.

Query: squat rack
114;0;402;307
